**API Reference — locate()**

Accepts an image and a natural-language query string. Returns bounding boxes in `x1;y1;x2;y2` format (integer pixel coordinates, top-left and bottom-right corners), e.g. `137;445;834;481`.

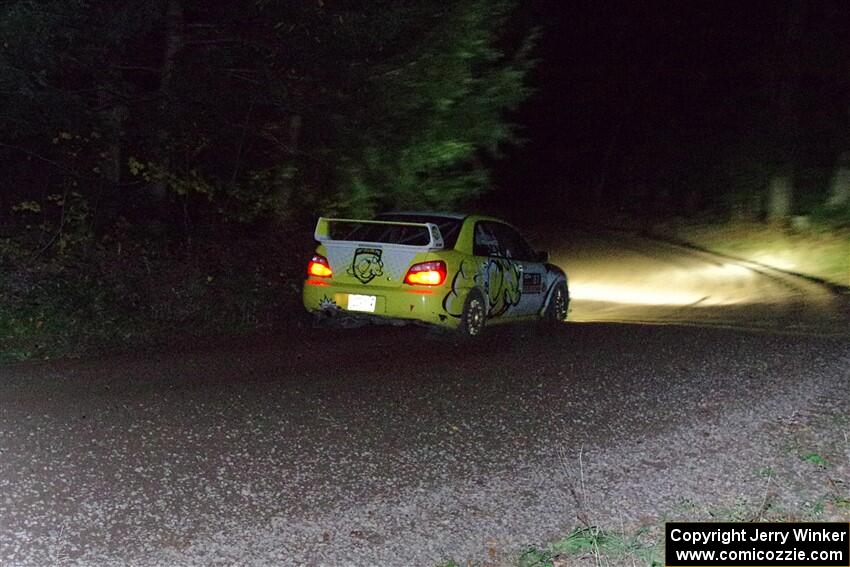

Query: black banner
665;522;850;566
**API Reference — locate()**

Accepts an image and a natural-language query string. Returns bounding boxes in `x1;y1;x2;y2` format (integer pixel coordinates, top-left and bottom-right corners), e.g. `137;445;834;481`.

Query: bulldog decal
347;247;384;284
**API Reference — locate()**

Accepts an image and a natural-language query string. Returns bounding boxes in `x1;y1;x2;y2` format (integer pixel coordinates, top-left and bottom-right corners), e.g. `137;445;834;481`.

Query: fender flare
538;267;569;317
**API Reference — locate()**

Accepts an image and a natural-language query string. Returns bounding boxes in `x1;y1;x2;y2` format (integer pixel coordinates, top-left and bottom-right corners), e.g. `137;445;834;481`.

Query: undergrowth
0;218;312;362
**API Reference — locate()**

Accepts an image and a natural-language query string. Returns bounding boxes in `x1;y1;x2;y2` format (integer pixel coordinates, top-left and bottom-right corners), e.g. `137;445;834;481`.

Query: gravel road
1;234;848;566
544;229;849;333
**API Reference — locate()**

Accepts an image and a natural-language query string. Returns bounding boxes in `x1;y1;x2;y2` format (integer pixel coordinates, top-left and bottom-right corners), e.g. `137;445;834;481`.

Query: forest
1;1;849;359
0;0;535;358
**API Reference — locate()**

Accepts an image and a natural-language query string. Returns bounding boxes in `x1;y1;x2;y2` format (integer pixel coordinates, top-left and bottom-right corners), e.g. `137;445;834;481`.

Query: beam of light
750;254;796;271
684;262;755;280
714;262;753;277
569;283;705;305
569;263;758;306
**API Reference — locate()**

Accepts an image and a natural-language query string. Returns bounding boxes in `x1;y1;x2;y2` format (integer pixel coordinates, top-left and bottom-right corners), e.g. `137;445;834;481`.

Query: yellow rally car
302;212;569;336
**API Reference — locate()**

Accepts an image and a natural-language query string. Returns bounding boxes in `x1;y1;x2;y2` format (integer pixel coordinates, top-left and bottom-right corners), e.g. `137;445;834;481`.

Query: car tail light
404;260;447;286
307;254;333;278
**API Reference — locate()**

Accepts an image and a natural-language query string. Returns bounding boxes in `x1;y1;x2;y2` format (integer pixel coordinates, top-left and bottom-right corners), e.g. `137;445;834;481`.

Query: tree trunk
150;0;185;201
98;95;127;188
827;152;850;208
768;2;805;223
161;0;184;99
767;170;793;222
274;114;302;219
93;47;128;224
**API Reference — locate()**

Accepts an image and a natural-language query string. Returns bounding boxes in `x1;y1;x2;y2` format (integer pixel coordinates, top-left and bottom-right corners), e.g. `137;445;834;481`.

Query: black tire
545;281;569;322
311;311;364;329
458;289;487;337
311;311;337;329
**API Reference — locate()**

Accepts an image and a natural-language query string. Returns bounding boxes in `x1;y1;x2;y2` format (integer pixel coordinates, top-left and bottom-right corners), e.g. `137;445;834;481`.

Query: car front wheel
545;281;569;322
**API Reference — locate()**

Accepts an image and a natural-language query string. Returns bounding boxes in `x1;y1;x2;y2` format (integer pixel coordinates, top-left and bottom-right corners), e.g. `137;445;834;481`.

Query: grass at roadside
437;524;663;566
437;524;663;567
439;405;849;567
517;525;662;567
653;221;850;289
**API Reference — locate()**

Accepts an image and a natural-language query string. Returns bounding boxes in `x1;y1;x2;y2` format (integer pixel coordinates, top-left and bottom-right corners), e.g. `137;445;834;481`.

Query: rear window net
328;221;431;245
314;218;446;249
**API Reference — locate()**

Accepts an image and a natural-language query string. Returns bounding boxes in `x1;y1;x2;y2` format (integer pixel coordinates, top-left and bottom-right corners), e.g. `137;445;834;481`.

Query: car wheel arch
539;274;569;318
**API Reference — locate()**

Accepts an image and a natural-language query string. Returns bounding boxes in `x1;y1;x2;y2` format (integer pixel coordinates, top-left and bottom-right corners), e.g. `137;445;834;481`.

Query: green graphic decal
482;258;521;316
443;260;477;317
442;258;522;318
347;247;384;284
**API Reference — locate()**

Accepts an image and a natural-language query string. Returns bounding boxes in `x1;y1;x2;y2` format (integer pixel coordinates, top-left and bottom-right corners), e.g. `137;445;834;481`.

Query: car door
472;221;523;318
491;223;548;317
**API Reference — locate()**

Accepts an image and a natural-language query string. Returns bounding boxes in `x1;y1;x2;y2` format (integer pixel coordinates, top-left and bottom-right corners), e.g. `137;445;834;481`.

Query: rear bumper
302;280;458;328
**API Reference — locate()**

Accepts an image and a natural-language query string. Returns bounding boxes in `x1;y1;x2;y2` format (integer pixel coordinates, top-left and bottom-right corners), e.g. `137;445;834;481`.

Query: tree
327;0;535;215
0;0;535;227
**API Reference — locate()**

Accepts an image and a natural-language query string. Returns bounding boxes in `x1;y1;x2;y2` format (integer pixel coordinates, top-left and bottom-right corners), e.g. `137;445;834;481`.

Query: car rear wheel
545;281;569;322
458;290;486;337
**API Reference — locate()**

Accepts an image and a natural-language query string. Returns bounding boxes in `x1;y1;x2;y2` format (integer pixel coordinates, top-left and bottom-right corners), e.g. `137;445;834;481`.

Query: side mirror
536;250;550;264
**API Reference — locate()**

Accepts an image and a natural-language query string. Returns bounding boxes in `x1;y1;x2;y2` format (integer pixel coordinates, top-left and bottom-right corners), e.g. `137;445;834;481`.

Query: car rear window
329;220;432;246
374;214;462;249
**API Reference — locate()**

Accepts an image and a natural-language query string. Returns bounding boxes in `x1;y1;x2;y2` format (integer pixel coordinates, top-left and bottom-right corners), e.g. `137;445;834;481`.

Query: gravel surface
2;235;849;566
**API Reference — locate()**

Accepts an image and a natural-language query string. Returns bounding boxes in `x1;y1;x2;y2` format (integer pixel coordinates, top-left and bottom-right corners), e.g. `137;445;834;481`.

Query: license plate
347;294;376;312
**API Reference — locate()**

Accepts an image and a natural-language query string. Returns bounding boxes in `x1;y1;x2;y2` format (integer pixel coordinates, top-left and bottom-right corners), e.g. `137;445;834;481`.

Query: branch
31;185;70;262
230;100;255;185
0;141;85;178
185;39;240;45
110;64;161;73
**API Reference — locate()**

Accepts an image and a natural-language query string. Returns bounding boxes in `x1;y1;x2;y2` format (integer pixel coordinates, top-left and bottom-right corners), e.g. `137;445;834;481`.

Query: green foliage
517;526;661;567
0;270;128;361
11;200;41;213
127;158;214;198
0;0;535;360
0;220;308;361
810;204;850;228
331;0;535;213
1;0;534;222
800;453;827;467
10;192;93;257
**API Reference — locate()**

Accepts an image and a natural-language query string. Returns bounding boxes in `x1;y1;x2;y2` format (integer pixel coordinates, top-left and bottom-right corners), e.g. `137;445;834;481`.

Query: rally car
302;212;569;336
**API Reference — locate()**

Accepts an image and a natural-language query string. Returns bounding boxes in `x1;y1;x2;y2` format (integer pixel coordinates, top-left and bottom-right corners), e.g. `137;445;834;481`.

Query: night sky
497;1;850;217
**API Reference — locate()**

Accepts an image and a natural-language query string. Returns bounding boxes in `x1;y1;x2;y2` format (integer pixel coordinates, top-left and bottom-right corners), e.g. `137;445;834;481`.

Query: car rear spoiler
314;217;445;250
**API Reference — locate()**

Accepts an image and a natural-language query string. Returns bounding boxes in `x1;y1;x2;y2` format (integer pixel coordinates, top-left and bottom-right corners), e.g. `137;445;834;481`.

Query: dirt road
2;231;848;566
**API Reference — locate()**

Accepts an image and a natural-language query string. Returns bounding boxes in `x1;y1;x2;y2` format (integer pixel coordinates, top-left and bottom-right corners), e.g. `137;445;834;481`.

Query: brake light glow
307;254;333;278
404;261;447;286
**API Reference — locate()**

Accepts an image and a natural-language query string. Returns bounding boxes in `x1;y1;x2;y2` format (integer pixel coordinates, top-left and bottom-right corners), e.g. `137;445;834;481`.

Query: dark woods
1;0;533;242
1;1;849;359
0;1;533;359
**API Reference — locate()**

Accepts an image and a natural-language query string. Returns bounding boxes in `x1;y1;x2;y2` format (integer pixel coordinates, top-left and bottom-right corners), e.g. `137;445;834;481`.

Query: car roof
379;211;505;224
379;211;467;220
